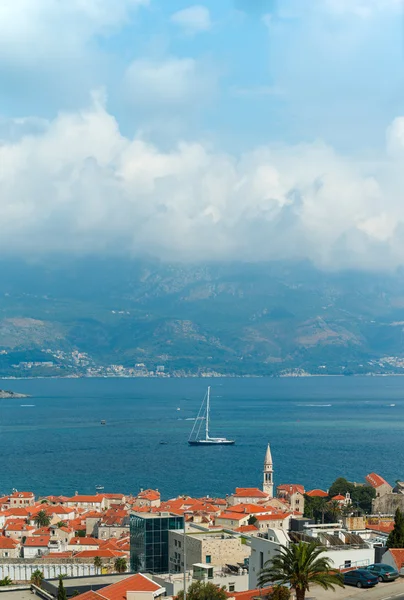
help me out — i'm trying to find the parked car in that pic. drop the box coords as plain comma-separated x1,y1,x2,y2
343,569,379,588
366,563,399,582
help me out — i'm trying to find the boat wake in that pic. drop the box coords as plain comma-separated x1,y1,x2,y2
298,403,332,407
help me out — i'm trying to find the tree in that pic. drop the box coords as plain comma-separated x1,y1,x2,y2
176,580,227,600
303,496,327,523
258,541,344,600
34,510,51,528
94,556,103,574
56,521,67,528
387,508,404,548
31,569,44,588
0,577,13,586
270,586,291,600
57,575,67,600
248,515,258,526
326,500,341,522
114,557,127,573
328,478,353,498
328,477,375,514
76,529,86,537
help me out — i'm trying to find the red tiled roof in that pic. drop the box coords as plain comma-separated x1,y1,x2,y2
277,484,305,495
138,489,160,501
366,523,394,533
366,473,391,489
0,538,19,549
230,504,274,515
10,492,34,499
67,495,103,502
74,549,126,559
228,588,270,600
24,535,50,547
255,513,291,521
234,525,258,533
332,495,346,501
74,573,163,600
233,488,268,498
217,512,246,521
306,489,328,498
389,549,404,570
69,537,99,546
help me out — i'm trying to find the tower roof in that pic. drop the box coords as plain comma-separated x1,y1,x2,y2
264,443,272,465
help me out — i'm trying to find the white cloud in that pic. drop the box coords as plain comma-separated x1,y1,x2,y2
171,5,212,34
0,0,148,65
2,95,404,270
124,57,216,108
323,0,401,17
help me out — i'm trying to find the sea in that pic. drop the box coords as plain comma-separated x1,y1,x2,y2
0,376,403,499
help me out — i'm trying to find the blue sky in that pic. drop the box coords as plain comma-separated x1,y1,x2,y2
1,0,404,268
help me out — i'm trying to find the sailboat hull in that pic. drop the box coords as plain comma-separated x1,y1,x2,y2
188,439,235,446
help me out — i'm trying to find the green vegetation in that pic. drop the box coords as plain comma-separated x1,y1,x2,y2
258,541,344,600
34,510,51,528
57,575,67,600
31,569,44,588
304,478,375,522
270,586,291,600
94,556,103,573
114,557,127,573
248,515,258,526
176,581,227,600
387,508,404,548
328,478,375,513
2,257,404,376
0,577,13,586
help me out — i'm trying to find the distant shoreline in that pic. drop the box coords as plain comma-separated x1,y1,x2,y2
1,373,404,380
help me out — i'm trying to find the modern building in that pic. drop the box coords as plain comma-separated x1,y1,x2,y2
130,511,184,574
168,529,250,572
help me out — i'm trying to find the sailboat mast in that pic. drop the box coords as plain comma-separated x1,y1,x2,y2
206,386,210,440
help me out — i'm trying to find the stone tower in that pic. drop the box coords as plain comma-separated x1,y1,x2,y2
263,443,274,497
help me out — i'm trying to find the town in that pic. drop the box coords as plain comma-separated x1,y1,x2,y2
1,445,404,600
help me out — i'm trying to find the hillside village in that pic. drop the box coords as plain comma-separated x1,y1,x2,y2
1,446,404,599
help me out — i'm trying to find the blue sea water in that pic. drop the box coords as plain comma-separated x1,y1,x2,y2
0,376,404,499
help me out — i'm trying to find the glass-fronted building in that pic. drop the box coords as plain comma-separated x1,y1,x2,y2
130,512,184,574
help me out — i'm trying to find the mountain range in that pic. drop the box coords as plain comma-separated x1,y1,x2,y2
1,257,404,376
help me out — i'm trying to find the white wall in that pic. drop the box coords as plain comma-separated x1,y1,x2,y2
0,563,96,581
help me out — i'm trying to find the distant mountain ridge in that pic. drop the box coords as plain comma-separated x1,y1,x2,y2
1,257,404,376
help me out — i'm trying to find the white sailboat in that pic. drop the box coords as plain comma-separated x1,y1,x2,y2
188,386,235,446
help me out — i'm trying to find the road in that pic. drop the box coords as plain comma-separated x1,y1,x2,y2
307,578,404,600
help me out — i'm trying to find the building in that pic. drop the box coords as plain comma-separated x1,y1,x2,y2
227,489,269,507
23,535,50,558
0,537,20,558
263,444,274,497
153,564,249,595
136,489,161,508
168,529,250,572
8,491,35,508
276,484,305,513
130,511,184,574
366,473,404,513
381,549,404,574
249,524,374,589
52,573,166,600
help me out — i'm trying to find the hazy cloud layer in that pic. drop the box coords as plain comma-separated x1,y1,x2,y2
170,5,212,34
1,95,404,270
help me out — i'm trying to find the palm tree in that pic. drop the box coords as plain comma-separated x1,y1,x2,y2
34,510,51,528
94,556,103,574
114,557,127,573
258,541,344,600
56,521,67,529
31,569,44,588
57,575,67,600
326,500,342,522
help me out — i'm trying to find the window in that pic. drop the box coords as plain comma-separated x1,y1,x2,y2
260,552,264,570
229,584,235,592
344,561,351,569
178,541,181,548
175,540,178,547
205,555,211,564
4,552,8,558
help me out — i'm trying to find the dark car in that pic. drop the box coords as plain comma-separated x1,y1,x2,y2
343,569,379,588
366,563,399,582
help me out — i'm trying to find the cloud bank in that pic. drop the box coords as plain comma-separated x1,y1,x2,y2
1,94,404,270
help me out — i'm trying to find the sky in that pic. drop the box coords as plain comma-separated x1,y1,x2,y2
1,0,404,269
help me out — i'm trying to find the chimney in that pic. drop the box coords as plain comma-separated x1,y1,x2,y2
75,491,78,496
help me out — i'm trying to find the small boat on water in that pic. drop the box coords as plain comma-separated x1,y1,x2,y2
160,441,168,445
101,420,106,425
95,485,104,491
188,386,235,446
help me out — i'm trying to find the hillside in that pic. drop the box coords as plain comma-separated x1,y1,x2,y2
1,258,404,376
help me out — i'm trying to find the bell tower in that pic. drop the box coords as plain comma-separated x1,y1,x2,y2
263,443,274,497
